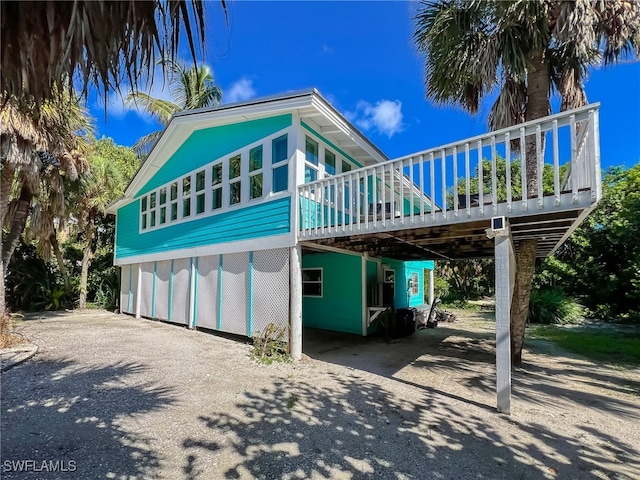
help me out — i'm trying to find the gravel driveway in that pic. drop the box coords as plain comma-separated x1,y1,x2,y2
1,311,639,480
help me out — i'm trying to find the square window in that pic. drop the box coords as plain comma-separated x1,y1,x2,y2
183,176,191,197
141,197,148,212
342,161,352,173
229,154,241,179
150,192,156,208
305,137,318,166
160,206,166,224
170,202,178,220
302,268,322,297
212,188,222,210
250,174,263,199
150,210,156,227
305,165,317,183
196,193,205,214
272,165,288,192
250,145,263,172
170,182,178,201
325,150,336,175
212,163,222,186
272,135,288,164
141,213,147,229
183,198,191,217
384,269,395,284
230,181,241,205
159,187,167,205
196,170,205,191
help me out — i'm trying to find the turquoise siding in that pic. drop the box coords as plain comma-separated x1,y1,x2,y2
365,260,379,335
136,114,292,197
302,253,362,335
382,258,434,309
115,197,291,260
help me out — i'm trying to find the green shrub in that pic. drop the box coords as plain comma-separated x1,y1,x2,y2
528,289,583,325
250,323,289,365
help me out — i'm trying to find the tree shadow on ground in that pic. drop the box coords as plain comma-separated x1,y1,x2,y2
304,325,640,418
1,358,176,479
182,372,640,479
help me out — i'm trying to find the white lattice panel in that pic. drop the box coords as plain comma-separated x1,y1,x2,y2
140,262,154,318
196,255,219,329
155,260,171,320
130,264,139,316
171,258,191,325
252,248,290,340
221,252,249,335
120,264,131,314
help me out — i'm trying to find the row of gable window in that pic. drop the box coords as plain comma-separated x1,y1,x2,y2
140,133,289,231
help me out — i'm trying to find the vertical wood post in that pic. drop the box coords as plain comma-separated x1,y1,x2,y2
495,229,515,414
188,257,196,329
135,263,142,318
290,244,303,361
428,269,435,306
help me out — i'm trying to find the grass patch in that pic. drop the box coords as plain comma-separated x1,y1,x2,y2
528,325,640,365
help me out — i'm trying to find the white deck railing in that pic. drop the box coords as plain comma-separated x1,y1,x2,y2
298,104,601,240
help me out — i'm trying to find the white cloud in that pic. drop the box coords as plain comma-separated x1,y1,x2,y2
348,99,405,138
225,78,256,104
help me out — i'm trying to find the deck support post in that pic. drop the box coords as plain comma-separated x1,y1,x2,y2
494,226,515,414
428,269,435,306
290,244,303,361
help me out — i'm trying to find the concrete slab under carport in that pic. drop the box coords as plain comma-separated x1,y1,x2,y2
302,321,500,409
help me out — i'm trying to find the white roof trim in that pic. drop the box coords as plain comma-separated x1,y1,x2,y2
107,90,388,214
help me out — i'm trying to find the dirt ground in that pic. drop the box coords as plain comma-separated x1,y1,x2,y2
1,310,639,480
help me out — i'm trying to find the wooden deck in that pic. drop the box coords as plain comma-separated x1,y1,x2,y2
297,105,601,260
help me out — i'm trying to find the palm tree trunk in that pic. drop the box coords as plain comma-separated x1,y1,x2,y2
2,183,34,275
1,162,16,228
51,232,70,290
79,212,96,309
509,51,550,365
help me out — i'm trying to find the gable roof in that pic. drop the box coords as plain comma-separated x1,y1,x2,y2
107,89,388,213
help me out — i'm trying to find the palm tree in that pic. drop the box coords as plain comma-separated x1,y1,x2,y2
0,1,215,110
1,91,94,277
127,59,223,157
72,140,138,309
0,0,224,313
413,0,640,364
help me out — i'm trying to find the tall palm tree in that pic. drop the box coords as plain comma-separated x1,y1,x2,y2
73,144,136,309
413,0,640,364
0,0,224,313
127,59,223,157
1,91,94,276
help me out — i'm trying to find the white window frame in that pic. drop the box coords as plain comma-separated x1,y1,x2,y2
384,268,395,284
137,128,292,234
302,267,323,298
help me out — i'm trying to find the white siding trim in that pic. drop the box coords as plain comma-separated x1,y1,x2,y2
114,233,293,266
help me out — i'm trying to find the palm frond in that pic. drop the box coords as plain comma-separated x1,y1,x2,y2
133,131,165,159
1,1,225,109
125,92,180,125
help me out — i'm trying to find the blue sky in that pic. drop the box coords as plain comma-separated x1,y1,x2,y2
94,1,640,170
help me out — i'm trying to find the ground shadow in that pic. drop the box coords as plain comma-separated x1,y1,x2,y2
182,371,640,479
1,357,176,479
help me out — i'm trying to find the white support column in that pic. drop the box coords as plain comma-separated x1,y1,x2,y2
494,226,516,414
135,263,142,318
188,257,196,329
428,268,435,306
290,244,303,361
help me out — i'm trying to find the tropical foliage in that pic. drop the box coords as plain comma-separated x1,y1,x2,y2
1,1,212,108
536,164,640,323
413,0,640,363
